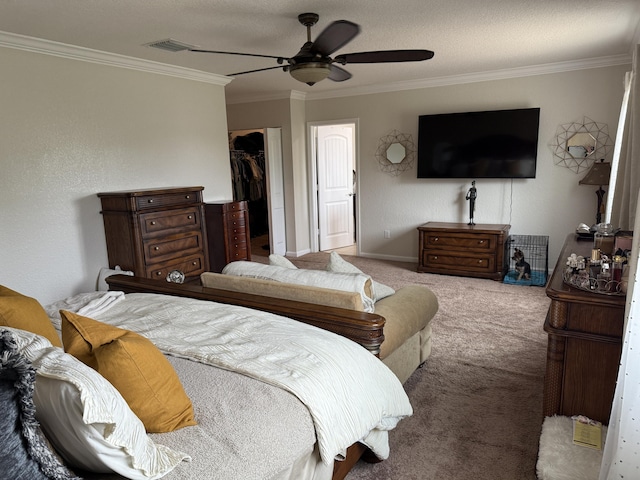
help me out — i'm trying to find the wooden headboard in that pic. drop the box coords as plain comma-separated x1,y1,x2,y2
106,275,386,356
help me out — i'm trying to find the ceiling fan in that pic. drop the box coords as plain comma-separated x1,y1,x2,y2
148,13,434,86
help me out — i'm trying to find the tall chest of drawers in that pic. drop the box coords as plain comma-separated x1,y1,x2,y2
204,201,251,272
98,187,209,282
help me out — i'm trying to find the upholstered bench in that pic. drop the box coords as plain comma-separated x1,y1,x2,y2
200,257,439,384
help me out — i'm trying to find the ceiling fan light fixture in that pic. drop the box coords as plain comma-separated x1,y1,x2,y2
289,62,331,85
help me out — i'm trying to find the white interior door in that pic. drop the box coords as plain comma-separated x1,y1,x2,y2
264,128,286,256
317,124,355,251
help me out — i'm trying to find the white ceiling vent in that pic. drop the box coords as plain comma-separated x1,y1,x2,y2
145,39,196,52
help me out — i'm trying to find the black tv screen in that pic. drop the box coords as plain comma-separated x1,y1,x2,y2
417,107,540,179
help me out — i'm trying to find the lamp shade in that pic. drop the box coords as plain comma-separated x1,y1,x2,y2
289,63,331,85
579,160,611,186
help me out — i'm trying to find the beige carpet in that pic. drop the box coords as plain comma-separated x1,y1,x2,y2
256,252,550,480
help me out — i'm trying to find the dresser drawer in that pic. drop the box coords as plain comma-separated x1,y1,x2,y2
227,243,249,262
140,208,202,236
228,231,247,243
144,232,204,263
222,202,245,213
426,233,496,252
135,191,200,210
421,250,496,274
146,254,205,280
225,212,247,228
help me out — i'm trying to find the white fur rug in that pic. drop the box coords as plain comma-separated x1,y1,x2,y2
536,416,606,480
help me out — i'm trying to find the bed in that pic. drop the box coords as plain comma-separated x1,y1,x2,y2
0,277,413,480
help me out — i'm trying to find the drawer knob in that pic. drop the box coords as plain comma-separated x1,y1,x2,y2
148,199,154,203
192,261,197,266
434,237,439,241
150,221,156,225
433,256,438,260
154,246,159,251
478,260,482,264
187,215,193,219
478,240,484,244
185,195,190,199
156,271,163,276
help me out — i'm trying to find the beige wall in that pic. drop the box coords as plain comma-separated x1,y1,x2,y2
0,46,232,304
1,42,628,306
231,64,630,266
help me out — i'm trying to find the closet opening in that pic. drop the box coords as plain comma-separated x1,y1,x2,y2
229,128,285,258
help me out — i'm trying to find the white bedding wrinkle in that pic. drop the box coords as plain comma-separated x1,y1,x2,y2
56,292,413,465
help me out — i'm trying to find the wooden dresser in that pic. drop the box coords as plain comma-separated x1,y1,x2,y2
98,187,209,283
204,201,251,273
543,234,625,424
417,222,510,280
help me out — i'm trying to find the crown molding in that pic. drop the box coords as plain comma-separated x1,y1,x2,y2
228,53,632,104
226,89,307,105
305,54,632,101
0,30,232,86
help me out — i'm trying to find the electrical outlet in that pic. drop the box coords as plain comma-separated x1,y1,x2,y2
384,229,391,239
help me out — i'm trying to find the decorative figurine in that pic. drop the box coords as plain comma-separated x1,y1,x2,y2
166,269,185,284
465,180,477,225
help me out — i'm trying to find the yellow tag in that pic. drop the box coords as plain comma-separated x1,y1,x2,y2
572,417,603,450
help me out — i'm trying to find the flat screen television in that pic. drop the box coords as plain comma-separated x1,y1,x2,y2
417,107,540,179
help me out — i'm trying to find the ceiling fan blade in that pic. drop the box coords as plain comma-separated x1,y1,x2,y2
228,65,286,76
335,49,434,64
189,48,286,61
311,20,360,56
328,64,352,82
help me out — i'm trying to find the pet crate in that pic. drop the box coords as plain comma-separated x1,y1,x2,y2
503,235,549,286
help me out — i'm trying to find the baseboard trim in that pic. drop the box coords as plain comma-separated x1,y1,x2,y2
358,252,418,263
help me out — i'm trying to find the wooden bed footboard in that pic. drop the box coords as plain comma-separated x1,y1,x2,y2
106,275,386,356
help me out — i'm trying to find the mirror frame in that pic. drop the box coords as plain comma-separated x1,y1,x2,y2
551,116,613,174
375,130,416,176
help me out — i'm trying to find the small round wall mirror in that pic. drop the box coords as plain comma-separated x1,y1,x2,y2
386,143,406,164
566,132,596,158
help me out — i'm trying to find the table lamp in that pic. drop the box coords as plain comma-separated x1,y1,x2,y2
579,159,611,225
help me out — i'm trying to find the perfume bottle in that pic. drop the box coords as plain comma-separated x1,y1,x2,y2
612,256,623,283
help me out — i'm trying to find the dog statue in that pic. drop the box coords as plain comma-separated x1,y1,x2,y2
512,248,532,281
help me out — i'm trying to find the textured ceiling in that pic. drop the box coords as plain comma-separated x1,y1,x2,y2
0,0,638,102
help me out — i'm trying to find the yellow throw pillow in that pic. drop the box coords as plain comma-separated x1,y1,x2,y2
60,310,196,433
0,285,62,347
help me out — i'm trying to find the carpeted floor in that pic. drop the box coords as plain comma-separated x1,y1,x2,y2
256,252,550,480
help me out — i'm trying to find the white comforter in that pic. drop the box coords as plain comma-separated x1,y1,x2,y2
49,292,412,465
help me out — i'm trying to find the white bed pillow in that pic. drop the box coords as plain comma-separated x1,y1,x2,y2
268,254,298,269
326,252,396,300
97,266,134,291
5,327,189,480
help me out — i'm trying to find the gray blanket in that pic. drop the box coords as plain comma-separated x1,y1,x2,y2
80,355,318,480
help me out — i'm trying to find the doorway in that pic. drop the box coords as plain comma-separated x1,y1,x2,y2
309,121,358,254
229,128,285,258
